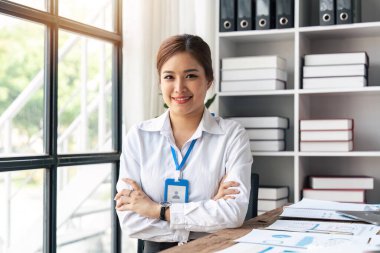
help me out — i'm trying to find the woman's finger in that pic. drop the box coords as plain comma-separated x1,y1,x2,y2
114,189,130,200
223,188,240,195
223,195,236,200
122,178,141,191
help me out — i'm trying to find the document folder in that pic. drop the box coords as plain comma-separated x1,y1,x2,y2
256,0,275,30
319,0,335,25
220,0,236,32
276,0,294,28
337,211,380,225
237,0,254,31
336,0,353,24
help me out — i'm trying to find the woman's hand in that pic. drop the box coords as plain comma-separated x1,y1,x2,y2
114,178,160,219
213,175,240,201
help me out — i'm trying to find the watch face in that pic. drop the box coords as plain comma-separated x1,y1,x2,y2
160,201,172,208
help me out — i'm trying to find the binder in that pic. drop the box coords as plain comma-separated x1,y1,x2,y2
276,0,294,29
237,0,254,31
256,0,275,30
353,0,361,23
336,0,353,24
319,0,335,26
220,0,236,32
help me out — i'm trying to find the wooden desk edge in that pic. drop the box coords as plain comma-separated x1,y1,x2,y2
162,207,283,253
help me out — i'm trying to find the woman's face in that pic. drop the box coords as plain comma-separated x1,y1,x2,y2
160,52,210,118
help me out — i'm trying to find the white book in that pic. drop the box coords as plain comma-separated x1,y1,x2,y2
300,119,353,130
300,130,352,141
250,140,285,151
300,141,353,152
303,189,365,203
221,55,287,70
246,129,285,140
310,176,374,190
258,198,288,211
221,68,287,81
231,117,288,129
304,52,368,66
303,64,366,78
303,76,367,89
258,186,289,200
221,80,285,92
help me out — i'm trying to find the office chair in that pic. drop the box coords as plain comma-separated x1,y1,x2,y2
137,173,259,253
245,173,259,220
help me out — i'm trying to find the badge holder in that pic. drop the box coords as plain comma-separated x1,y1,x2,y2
164,178,189,203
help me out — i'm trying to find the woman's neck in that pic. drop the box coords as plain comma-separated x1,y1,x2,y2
169,109,204,149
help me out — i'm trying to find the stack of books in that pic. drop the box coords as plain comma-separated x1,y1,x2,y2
230,117,288,151
258,186,289,215
300,119,354,152
303,176,374,203
302,52,368,89
220,55,287,92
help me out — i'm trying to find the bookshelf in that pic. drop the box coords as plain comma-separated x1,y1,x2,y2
215,0,380,204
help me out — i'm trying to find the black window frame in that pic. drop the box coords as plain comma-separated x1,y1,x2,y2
0,0,123,252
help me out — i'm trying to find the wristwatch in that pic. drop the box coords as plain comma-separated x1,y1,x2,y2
159,201,172,221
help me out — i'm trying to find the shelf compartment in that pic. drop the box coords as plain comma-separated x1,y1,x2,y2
299,156,380,204
219,90,295,97
299,92,380,152
219,95,294,152
299,0,380,27
253,156,295,203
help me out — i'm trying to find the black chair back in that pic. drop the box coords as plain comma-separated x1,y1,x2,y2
245,173,259,220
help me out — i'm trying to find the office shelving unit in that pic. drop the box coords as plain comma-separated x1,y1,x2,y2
215,0,380,203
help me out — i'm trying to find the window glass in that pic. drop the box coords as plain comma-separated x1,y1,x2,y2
7,0,46,11
0,14,45,157
57,164,112,253
58,30,114,154
0,169,44,252
59,0,114,31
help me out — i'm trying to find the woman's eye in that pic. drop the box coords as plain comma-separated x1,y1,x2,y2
163,75,173,80
186,74,198,79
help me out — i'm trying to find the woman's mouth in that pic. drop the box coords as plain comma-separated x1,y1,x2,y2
172,96,192,104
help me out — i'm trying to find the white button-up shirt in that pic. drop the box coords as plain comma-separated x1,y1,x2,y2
116,108,253,243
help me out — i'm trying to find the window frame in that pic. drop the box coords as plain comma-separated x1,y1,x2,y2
0,0,123,252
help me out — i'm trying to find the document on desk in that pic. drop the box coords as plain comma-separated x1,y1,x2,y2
235,229,369,250
266,220,380,237
216,243,307,253
280,198,380,221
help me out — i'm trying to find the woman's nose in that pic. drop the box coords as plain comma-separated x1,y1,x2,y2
174,78,186,92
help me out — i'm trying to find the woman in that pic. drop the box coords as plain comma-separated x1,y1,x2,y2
115,34,253,252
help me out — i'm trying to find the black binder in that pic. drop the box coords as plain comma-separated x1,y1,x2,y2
220,0,236,32
237,0,254,31
319,0,335,26
256,0,275,30
276,0,294,29
353,0,361,23
336,0,353,24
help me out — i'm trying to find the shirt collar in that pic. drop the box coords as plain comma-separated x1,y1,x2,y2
137,108,225,138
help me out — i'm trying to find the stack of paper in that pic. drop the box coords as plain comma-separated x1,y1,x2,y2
300,119,354,152
302,52,368,89
217,199,380,253
220,55,287,92
230,116,289,151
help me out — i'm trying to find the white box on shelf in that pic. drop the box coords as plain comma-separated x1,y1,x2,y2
258,198,288,211
221,68,287,81
303,64,366,78
246,129,285,140
310,176,374,190
304,52,369,66
300,119,353,131
231,117,289,129
300,141,353,152
221,79,285,92
250,140,285,151
221,55,287,70
303,76,367,89
302,189,365,203
300,130,352,141
258,186,289,200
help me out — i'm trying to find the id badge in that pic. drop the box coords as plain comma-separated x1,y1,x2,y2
164,178,189,203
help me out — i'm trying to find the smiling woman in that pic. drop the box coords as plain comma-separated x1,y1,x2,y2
115,34,253,253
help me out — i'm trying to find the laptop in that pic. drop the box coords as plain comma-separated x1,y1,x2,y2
337,211,380,225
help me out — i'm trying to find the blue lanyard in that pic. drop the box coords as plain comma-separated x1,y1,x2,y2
170,139,197,175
